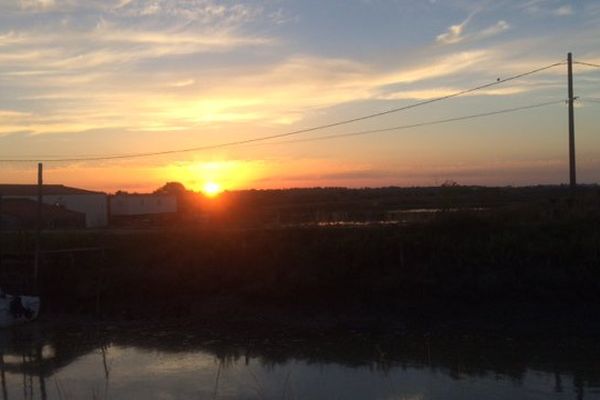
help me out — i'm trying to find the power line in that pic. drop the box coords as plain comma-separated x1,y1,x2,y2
262,100,565,146
0,61,565,163
574,60,600,69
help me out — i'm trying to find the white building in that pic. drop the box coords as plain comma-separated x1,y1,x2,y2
109,193,177,216
0,184,108,228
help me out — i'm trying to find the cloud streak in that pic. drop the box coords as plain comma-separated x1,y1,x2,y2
437,17,510,45
0,44,563,137
436,13,475,44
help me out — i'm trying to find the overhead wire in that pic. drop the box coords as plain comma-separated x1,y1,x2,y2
574,61,600,69
572,59,600,108
0,61,565,163
261,100,566,146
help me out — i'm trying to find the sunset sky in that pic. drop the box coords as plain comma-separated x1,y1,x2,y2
1,0,599,193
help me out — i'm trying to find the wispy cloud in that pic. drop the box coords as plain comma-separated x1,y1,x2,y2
480,20,510,37
0,110,32,119
108,0,263,25
436,13,475,44
0,25,271,67
0,0,572,138
437,16,510,45
0,44,562,137
519,0,575,17
19,0,55,11
379,50,493,84
553,5,573,16
518,0,551,15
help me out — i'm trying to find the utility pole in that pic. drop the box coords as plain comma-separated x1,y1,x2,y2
34,163,43,294
0,193,3,276
567,52,576,189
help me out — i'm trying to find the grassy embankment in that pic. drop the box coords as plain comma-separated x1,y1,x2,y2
1,187,600,323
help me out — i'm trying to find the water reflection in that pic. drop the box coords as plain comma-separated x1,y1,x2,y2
0,321,598,399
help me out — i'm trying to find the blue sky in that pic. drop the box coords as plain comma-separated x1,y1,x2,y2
0,0,599,192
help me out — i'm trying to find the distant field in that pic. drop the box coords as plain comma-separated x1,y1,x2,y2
187,184,600,227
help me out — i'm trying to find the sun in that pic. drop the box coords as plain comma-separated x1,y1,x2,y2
202,181,222,197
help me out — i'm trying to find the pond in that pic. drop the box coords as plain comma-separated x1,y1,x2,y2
1,320,598,399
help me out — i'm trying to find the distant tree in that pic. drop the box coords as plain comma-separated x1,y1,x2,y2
153,182,205,216
154,182,187,195
441,180,460,188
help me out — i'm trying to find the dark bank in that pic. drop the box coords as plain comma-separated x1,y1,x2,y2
1,186,599,334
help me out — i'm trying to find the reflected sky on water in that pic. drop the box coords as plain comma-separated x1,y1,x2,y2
0,321,598,400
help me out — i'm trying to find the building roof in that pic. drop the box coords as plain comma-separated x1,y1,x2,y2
0,184,105,196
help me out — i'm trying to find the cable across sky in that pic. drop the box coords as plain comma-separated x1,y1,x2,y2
0,61,566,163
263,100,565,146
574,60,600,69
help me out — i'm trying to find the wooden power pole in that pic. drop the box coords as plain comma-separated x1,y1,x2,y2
0,193,3,275
567,52,576,189
34,162,43,293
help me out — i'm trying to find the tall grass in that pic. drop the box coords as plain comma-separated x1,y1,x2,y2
1,196,591,317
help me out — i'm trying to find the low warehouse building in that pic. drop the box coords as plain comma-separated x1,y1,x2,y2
0,184,108,228
109,193,178,227
109,193,177,216
0,198,86,229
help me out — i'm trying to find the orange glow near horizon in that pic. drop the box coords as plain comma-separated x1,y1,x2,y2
202,181,222,197
161,160,266,193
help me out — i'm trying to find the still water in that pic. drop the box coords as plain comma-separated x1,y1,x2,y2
1,320,599,400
